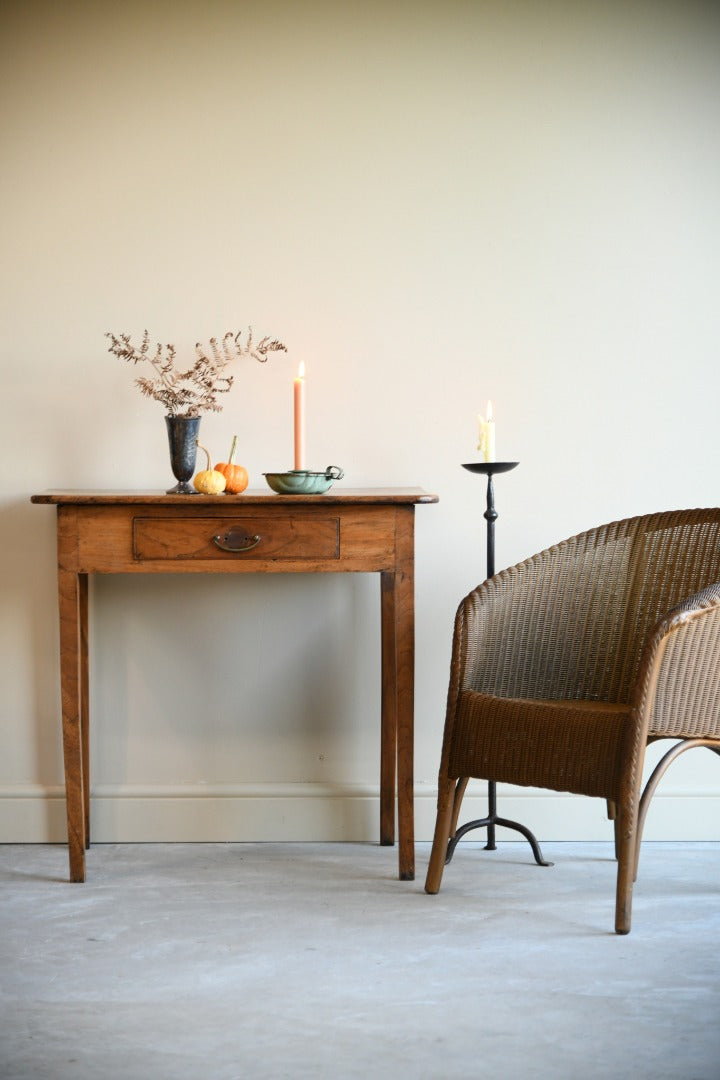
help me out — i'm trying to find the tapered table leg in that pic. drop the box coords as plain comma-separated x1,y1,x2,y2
380,507,416,880
79,573,90,848
57,508,86,882
395,509,416,880
380,571,397,848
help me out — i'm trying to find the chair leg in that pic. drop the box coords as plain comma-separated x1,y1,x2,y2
606,800,620,860
614,816,637,935
425,776,456,894
449,777,469,837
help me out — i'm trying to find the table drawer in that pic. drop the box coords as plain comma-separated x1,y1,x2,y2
133,515,340,561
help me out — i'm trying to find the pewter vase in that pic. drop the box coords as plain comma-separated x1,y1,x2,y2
165,415,201,494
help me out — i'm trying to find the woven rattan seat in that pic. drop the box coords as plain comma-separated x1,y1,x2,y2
424,508,720,933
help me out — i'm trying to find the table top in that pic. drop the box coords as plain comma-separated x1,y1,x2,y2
31,488,439,506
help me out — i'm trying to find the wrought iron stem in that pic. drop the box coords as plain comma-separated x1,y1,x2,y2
453,462,552,868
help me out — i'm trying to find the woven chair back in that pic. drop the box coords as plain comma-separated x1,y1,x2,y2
465,509,720,705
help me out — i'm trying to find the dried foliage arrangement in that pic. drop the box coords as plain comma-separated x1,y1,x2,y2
106,328,287,417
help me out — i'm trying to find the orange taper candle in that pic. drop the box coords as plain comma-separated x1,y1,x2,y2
293,361,306,470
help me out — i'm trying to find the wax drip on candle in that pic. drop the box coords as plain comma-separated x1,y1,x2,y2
477,400,496,462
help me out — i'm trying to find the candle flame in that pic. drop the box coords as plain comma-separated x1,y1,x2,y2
297,361,306,379
486,400,493,421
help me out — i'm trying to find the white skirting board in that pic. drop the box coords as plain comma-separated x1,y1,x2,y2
2,783,720,843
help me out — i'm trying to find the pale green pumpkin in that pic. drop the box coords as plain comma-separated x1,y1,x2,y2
193,441,226,494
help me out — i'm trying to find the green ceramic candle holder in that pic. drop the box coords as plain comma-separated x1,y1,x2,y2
263,466,344,495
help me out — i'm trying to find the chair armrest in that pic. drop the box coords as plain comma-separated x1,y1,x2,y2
633,583,720,740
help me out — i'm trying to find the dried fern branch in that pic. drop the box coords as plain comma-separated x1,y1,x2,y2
106,327,287,416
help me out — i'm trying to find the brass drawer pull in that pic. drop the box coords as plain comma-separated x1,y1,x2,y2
212,530,262,553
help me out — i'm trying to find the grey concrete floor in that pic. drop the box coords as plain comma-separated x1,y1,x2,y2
1,842,719,1080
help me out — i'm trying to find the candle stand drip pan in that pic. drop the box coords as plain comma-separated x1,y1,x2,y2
264,466,344,495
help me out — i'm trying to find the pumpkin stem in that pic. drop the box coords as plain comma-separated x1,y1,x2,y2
228,435,238,466
196,439,212,471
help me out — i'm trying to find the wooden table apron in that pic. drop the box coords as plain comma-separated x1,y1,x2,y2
31,490,438,883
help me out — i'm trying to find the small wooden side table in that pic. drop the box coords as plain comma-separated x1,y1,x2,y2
31,489,438,882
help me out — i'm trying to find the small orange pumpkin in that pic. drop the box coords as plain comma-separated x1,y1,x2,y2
215,435,249,494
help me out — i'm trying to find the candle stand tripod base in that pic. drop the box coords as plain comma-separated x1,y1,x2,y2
450,462,552,868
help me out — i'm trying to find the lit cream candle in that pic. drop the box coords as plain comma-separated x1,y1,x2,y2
477,400,496,462
293,361,306,470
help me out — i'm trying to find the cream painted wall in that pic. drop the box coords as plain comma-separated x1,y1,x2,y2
2,0,719,845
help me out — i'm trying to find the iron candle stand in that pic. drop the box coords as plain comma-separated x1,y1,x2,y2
448,461,551,867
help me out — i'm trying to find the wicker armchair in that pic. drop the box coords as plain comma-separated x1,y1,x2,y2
424,509,720,933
